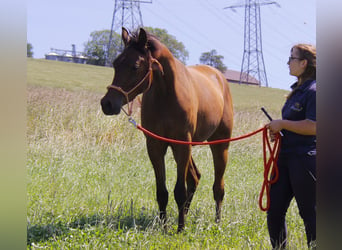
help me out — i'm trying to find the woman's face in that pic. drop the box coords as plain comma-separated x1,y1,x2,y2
287,47,307,77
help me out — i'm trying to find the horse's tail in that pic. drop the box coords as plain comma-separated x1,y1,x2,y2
190,156,201,180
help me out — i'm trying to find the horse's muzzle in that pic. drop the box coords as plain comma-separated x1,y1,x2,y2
100,96,122,115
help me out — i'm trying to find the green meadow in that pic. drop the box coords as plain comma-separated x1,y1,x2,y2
27,58,307,249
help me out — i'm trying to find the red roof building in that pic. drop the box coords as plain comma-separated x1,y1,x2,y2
223,69,260,86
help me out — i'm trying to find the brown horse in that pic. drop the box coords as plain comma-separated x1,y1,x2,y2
101,28,233,232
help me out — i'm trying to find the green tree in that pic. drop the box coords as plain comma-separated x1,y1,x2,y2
84,30,121,66
84,27,189,66
27,43,33,58
144,27,189,64
199,50,227,72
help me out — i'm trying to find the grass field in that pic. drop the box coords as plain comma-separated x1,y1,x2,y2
27,58,307,249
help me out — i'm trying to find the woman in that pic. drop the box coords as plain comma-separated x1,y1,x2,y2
266,44,316,249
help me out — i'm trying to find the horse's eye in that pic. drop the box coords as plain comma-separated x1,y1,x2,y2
133,64,139,71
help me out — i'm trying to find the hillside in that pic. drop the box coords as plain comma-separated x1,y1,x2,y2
27,58,288,117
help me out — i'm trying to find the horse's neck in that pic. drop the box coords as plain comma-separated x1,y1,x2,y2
149,39,187,95
152,55,185,94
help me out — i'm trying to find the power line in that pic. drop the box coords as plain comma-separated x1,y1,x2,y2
156,0,242,65
105,0,152,66
143,0,242,67
224,0,280,87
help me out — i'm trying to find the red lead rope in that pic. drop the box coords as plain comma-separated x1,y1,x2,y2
129,118,280,211
137,124,265,145
260,128,281,211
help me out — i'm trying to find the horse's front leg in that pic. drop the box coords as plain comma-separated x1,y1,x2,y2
171,143,192,232
146,138,169,225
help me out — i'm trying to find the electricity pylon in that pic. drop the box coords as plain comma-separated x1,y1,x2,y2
224,0,280,87
106,0,152,66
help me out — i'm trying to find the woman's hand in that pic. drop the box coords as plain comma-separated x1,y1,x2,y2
266,120,283,142
266,119,316,142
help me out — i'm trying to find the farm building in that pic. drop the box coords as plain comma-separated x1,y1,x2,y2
45,45,88,64
223,69,260,86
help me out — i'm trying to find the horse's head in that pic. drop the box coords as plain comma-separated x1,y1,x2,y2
101,27,163,115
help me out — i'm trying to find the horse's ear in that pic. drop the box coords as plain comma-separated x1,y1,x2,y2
122,27,130,47
138,28,148,49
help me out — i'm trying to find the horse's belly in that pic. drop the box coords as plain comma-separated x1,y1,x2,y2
193,116,222,141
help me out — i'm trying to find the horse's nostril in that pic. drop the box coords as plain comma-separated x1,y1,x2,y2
101,99,112,114
104,101,110,110
100,97,121,115
101,99,108,108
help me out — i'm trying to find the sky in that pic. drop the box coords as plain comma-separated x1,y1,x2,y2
27,0,316,90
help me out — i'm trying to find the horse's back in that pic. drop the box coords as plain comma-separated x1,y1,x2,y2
187,65,230,97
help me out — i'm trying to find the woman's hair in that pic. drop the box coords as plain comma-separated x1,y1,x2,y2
286,44,316,99
293,43,316,84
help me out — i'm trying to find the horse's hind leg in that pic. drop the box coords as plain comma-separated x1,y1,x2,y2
146,138,169,225
210,143,229,223
185,156,201,215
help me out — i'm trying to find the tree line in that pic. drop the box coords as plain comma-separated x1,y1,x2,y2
28,27,227,72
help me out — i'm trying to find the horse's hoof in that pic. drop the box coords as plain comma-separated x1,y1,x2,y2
215,215,221,224
177,225,185,233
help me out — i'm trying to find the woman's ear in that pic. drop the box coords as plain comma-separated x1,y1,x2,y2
301,59,308,69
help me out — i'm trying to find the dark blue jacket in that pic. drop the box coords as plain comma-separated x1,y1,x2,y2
280,79,316,155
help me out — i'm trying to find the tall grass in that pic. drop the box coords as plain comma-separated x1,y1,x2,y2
27,59,307,249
